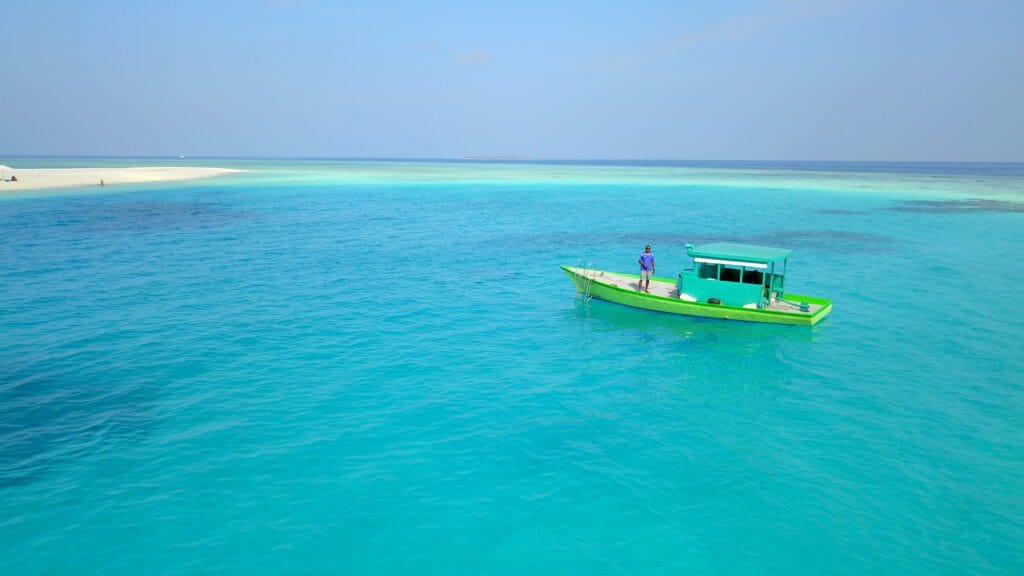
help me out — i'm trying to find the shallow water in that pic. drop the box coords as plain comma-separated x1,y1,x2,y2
1,160,1023,574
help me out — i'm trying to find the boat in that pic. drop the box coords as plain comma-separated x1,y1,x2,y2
562,242,832,325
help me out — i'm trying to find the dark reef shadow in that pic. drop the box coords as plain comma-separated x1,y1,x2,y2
5,200,257,233
0,363,155,489
506,229,892,254
887,199,1024,214
815,208,867,215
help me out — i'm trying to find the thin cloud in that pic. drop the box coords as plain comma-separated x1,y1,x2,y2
663,12,780,52
410,41,440,53
667,0,875,50
456,50,490,65
595,0,876,72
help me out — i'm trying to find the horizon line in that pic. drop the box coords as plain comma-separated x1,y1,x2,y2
1,154,1021,165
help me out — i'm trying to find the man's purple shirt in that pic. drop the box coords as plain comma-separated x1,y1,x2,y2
639,253,654,271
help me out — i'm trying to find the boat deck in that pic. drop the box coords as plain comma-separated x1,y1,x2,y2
574,268,824,314
594,270,680,298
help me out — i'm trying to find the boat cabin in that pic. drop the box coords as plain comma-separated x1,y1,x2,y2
677,242,792,309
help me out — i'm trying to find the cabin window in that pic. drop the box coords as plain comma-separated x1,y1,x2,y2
742,269,764,285
719,266,741,283
698,263,718,280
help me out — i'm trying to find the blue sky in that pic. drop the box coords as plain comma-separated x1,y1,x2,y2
2,0,1022,160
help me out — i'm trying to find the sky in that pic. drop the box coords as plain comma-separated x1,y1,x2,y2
2,0,1022,161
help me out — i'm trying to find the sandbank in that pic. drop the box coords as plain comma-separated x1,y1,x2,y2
0,166,242,192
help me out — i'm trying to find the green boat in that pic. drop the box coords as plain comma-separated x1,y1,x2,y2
562,242,832,326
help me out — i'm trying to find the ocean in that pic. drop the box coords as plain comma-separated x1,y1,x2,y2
1,159,1022,574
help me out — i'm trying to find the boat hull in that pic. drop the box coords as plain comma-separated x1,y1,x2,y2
562,265,831,326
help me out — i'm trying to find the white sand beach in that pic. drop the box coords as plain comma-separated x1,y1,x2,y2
0,166,242,192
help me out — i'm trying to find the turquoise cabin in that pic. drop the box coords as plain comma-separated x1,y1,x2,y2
677,242,793,309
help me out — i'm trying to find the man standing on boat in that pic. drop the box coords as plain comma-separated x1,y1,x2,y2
638,245,655,292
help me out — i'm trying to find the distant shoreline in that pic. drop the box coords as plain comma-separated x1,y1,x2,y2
0,166,242,192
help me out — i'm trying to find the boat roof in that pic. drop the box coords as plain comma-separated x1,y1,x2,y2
688,242,792,263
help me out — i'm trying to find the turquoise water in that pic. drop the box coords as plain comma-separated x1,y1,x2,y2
1,160,1023,574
